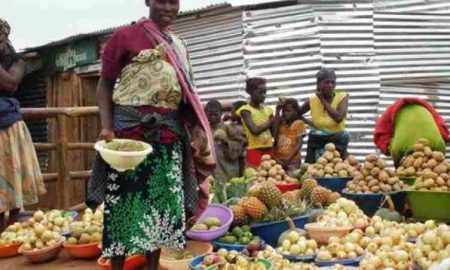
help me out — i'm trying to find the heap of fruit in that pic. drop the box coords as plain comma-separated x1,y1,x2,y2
105,140,145,151
217,226,258,246
197,250,266,270
277,233,318,257
300,178,341,207
291,163,310,182
317,198,368,228
346,154,408,193
191,217,222,231
253,155,300,184
256,246,320,270
305,143,356,178
316,231,366,262
231,182,309,225
365,216,432,240
411,224,450,269
65,208,103,245
241,238,266,258
21,223,64,251
397,139,450,191
0,222,33,247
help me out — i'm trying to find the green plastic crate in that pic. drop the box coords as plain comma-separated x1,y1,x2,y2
407,190,450,222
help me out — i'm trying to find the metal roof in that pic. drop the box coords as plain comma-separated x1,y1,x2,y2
23,2,232,52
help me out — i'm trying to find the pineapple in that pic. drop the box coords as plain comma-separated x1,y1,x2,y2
310,186,331,206
301,179,318,199
230,205,247,226
241,196,267,221
256,183,282,208
327,192,341,205
282,190,301,203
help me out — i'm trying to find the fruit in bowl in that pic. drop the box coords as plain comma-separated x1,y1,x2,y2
66,208,103,245
192,217,223,231
277,234,317,257
95,139,153,172
217,226,258,245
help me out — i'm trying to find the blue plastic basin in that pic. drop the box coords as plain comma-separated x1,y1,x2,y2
250,214,309,247
315,177,353,193
341,190,406,217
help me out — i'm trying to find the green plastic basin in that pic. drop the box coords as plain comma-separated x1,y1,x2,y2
407,190,450,222
399,177,416,186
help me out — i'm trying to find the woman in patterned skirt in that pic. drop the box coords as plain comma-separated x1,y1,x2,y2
0,18,46,232
95,0,215,269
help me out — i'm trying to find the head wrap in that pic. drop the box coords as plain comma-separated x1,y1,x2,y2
316,67,336,91
0,18,10,40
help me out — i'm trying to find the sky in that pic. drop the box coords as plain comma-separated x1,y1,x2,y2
1,0,234,51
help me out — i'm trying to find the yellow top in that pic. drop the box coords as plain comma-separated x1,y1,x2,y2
237,104,273,150
310,91,348,133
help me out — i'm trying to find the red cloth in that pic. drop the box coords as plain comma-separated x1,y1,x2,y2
374,98,450,155
246,148,274,168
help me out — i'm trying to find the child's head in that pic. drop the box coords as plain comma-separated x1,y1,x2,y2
205,99,222,126
231,100,247,122
246,77,267,106
282,98,300,123
316,68,336,99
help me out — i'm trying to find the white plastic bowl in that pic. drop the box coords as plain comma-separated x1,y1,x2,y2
95,139,153,172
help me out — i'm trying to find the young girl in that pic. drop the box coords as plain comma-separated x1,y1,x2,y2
237,78,273,168
274,98,306,174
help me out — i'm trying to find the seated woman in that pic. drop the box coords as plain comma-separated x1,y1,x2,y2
299,68,349,163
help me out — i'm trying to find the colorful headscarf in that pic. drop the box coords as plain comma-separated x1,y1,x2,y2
0,18,10,40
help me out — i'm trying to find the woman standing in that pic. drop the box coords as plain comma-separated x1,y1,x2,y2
299,68,349,163
95,1,215,270
0,18,46,232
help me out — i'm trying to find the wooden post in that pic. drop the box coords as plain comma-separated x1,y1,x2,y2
56,115,71,210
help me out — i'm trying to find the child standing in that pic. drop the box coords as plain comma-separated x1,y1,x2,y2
274,98,307,174
237,78,274,168
205,100,245,185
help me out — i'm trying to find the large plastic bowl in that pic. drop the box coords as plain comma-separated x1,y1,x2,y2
64,241,102,259
186,204,233,242
315,255,364,267
159,241,213,270
206,259,272,270
19,240,63,263
97,255,146,270
305,223,352,244
250,214,309,247
212,240,265,252
275,183,301,193
341,189,407,217
314,177,353,193
281,253,315,262
95,139,153,172
408,190,450,222
0,242,22,258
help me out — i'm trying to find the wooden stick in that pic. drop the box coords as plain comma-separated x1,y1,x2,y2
43,173,58,182
69,170,92,179
67,143,95,150
21,107,99,120
34,143,58,151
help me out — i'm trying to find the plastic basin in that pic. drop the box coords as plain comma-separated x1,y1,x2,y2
206,259,272,270
159,241,213,270
64,242,102,259
314,177,353,193
341,189,407,217
95,139,153,172
97,255,146,270
250,214,309,247
0,242,22,258
407,190,450,222
189,255,206,270
19,241,63,263
186,204,233,242
305,223,352,244
281,253,315,262
212,240,265,252
315,255,364,267
399,177,416,186
275,183,301,193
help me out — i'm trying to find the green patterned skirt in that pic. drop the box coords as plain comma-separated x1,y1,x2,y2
101,142,186,257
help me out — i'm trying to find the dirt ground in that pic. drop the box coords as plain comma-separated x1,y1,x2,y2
1,251,99,270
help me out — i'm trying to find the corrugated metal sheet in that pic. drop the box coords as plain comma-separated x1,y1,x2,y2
173,9,245,103
374,0,450,13
374,12,450,82
243,2,380,159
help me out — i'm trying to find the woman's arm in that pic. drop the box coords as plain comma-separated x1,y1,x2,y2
272,103,283,147
0,59,25,91
298,100,311,115
321,95,349,123
97,78,116,142
241,110,272,136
